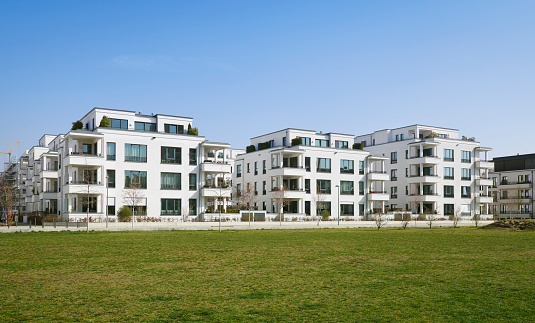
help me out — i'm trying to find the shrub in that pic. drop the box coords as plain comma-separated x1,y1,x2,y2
246,145,256,153
291,138,302,146
352,142,363,150
99,116,111,128
258,142,269,150
117,206,132,222
71,120,83,130
321,210,330,219
187,124,199,135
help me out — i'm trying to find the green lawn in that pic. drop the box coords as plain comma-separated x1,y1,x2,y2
1,228,534,322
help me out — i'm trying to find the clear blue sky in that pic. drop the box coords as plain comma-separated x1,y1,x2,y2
1,1,534,161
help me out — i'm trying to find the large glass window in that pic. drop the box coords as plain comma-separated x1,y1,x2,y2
316,180,331,194
340,160,354,174
125,170,147,189
305,179,310,193
340,181,354,195
336,140,348,149
161,146,181,164
444,167,454,180
111,118,128,129
391,152,397,164
189,199,197,215
359,181,364,195
461,151,471,163
359,161,364,175
107,142,116,160
237,165,242,177
340,204,354,216
125,144,147,162
461,186,471,198
391,169,397,181
444,204,454,216
161,199,181,215
135,121,156,132
299,137,311,146
164,124,184,134
315,139,329,147
391,186,397,198
161,172,181,190
189,173,196,190
305,157,311,172
107,170,115,188
316,158,331,173
444,185,454,198
461,168,471,180
189,148,197,165
444,149,454,161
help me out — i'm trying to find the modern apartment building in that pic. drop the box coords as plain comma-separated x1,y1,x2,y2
233,129,389,219
18,108,243,221
490,153,534,219
354,125,493,218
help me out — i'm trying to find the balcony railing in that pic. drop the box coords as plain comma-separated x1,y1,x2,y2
500,180,532,185
125,156,147,162
70,151,102,157
107,155,116,161
368,171,387,174
67,180,102,185
340,168,354,174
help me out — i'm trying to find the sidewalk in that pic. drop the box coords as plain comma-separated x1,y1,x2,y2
0,220,493,233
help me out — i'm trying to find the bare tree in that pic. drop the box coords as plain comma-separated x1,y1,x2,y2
122,183,145,228
472,211,481,227
0,175,15,228
313,187,327,226
373,212,388,230
452,206,462,228
272,185,290,226
79,166,98,232
239,182,258,226
425,210,437,229
400,212,411,229
181,204,190,223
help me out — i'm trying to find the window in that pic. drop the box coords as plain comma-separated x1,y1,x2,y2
461,168,471,180
391,152,397,164
305,179,310,193
268,140,275,148
391,169,397,181
359,203,364,215
305,201,311,215
335,140,348,149
82,143,93,155
405,168,409,177
111,118,128,129
125,144,147,162
305,157,311,172
189,173,196,190
107,170,115,188
423,185,434,195
340,204,354,216
444,167,454,180
444,204,454,216
395,134,399,141
262,201,267,211
316,180,331,194
263,181,267,195
316,201,331,215
405,150,409,159
125,170,147,189
391,186,397,198
359,161,364,175
340,181,354,195
164,124,184,134
237,165,242,177
254,162,258,175
461,186,471,198
317,158,331,173
423,148,434,157
423,166,434,176
282,137,286,146
161,146,181,164
299,137,311,146
340,160,354,174
107,198,115,216
135,121,156,132
161,173,181,190
444,149,454,161
444,185,454,198
315,139,329,147
107,142,116,160
461,150,471,163
189,148,197,165
189,199,197,215
359,181,364,195
362,141,366,147
405,186,408,195
400,134,404,140
247,163,250,173
161,199,181,215
254,182,258,195
263,160,267,174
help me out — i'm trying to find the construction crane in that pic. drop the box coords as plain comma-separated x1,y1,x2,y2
0,142,19,164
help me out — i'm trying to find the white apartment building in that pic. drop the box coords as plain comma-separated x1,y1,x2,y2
355,125,493,218
490,153,534,219
233,129,389,220
19,108,243,221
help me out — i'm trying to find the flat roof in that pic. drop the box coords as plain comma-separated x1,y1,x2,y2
355,124,460,138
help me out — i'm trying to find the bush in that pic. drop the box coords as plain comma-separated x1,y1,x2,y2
258,142,269,150
291,138,302,146
99,116,111,128
117,206,132,222
321,210,330,219
352,142,363,150
246,145,256,153
71,120,83,130
187,124,199,135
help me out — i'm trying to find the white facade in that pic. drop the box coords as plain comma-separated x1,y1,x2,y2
234,129,384,220
355,125,493,218
19,108,243,221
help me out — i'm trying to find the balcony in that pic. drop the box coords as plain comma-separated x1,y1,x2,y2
498,181,531,190
285,189,306,199
63,181,105,194
408,193,440,202
408,155,441,164
367,191,389,201
40,170,58,179
201,187,232,198
64,152,103,166
499,211,533,219
367,171,389,181
200,162,232,174
475,195,493,204
270,166,306,177
497,196,532,204
475,160,493,169
407,175,441,183
39,191,59,200
475,177,493,186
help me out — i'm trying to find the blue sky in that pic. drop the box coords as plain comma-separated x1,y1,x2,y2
1,1,534,161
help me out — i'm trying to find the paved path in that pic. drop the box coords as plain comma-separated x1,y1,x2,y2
0,220,493,233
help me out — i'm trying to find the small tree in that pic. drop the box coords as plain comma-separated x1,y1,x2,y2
246,145,256,153
79,165,97,232
425,210,437,229
181,204,190,223
313,187,327,226
373,212,388,230
71,120,83,130
239,182,258,226
352,142,363,150
472,212,481,227
0,175,15,228
400,212,411,229
272,185,290,225
187,124,199,135
452,206,462,228
123,183,145,228
117,205,132,222
99,116,111,127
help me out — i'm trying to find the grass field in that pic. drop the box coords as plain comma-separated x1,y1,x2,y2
1,227,534,322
